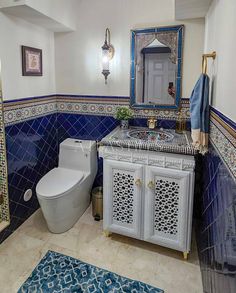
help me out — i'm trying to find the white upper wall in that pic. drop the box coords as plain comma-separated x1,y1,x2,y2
204,0,236,121
25,0,77,30
55,0,205,98
175,0,212,20
0,0,77,31
0,12,55,100
0,0,205,101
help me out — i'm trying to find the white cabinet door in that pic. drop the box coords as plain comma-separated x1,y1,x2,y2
144,166,191,252
103,159,143,239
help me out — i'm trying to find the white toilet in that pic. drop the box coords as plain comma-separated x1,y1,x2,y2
36,138,97,233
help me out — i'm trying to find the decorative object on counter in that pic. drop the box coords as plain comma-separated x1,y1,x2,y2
101,28,114,84
18,251,164,293
115,107,133,129
147,117,157,129
190,51,216,155
120,119,129,129
175,110,186,134
22,46,42,76
92,186,103,221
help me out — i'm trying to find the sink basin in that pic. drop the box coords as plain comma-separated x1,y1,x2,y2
127,129,174,142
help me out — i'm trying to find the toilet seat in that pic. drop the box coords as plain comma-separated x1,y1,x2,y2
36,167,84,199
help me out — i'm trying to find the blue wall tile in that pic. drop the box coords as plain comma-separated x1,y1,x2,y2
196,145,236,293
0,114,58,243
0,112,192,244
57,113,119,187
57,113,118,142
1,109,235,293
56,114,189,188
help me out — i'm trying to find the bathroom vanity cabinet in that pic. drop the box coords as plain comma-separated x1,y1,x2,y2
99,146,195,258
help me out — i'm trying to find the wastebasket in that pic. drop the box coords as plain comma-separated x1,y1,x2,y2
92,187,103,221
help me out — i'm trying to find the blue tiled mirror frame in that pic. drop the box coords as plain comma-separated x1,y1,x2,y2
130,25,184,110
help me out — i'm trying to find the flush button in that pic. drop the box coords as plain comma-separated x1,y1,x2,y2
24,189,32,202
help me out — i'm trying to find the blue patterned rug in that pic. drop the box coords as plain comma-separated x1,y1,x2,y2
18,250,163,292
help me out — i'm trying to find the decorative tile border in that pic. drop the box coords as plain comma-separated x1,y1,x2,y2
57,95,190,120
209,107,236,179
3,95,190,126
3,95,235,179
56,95,128,117
0,100,10,224
132,104,189,120
3,96,57,126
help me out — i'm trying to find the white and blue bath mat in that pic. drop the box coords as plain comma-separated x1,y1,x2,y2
18,250,163,292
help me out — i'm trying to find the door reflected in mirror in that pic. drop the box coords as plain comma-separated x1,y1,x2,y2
142,40,176,105
130,25,184,110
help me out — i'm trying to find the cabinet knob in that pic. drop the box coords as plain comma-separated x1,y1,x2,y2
135,178,142,187
147,181,155,189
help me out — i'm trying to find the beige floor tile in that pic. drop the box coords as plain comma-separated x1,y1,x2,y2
17,209,52,242
0,231,45,293
0,205,203,293
47,227,80,251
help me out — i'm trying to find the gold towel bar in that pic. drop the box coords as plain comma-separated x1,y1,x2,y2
202,51,216,74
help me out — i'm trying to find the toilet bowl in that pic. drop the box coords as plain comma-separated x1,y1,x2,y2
36,138,97,233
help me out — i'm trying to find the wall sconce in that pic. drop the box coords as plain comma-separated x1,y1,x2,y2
101,28,114,84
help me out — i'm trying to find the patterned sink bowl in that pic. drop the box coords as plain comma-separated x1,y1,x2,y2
127,129,174,142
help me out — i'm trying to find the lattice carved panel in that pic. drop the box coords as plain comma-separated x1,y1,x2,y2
112,169,134,225
154,178,180,235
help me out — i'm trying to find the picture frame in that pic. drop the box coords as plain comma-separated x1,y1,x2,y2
22,46,42,76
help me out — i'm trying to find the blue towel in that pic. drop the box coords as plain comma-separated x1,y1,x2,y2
190,73,210,154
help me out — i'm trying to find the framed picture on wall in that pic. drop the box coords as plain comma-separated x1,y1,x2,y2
22,46,42,76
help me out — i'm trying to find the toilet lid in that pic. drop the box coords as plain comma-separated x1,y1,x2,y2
36,167,84,198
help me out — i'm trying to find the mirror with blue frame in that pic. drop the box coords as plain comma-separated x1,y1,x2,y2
130,25,184,110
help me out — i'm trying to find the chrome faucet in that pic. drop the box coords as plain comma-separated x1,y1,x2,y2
147,117,157,129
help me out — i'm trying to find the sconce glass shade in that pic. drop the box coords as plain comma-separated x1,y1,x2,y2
102,28,114,84
102,42,110,83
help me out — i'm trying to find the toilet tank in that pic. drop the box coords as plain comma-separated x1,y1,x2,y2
59,138,97,174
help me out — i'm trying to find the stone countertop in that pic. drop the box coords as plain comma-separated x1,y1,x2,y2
100,126,196,156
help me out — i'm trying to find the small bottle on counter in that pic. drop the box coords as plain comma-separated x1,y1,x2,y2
175,111,186,134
